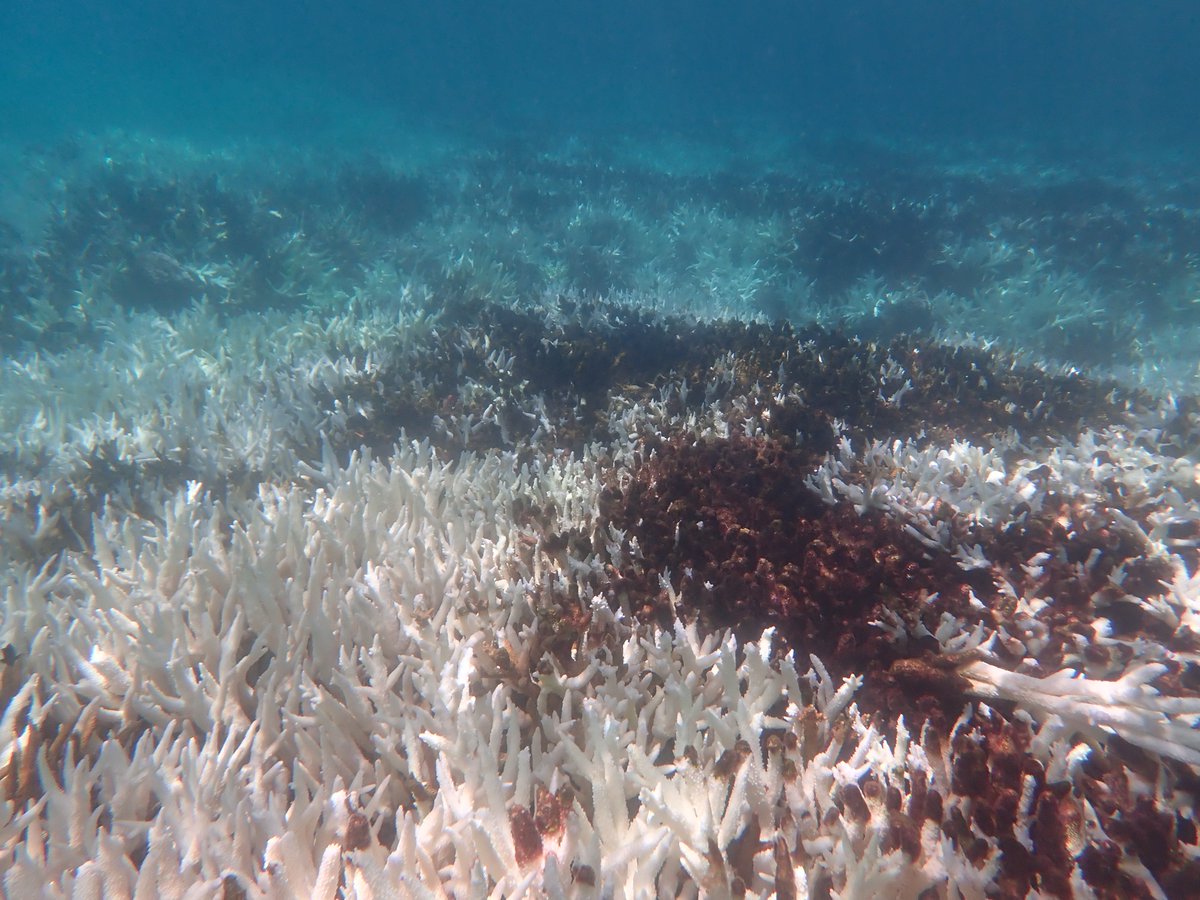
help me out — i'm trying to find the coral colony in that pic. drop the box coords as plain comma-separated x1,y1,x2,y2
1,136,1200,898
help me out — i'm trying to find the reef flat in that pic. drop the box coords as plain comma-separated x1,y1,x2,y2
1,133,1199,898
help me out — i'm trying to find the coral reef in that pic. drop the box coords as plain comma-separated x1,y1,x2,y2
2,135,1200,897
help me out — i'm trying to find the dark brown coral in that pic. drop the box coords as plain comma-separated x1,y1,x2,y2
508,804,542,869
599,432,987,720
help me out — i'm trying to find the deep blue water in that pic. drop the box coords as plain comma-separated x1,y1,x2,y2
3,0,1199,150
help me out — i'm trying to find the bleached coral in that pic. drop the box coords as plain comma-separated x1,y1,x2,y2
0,436,953,897
2,291,1198,899
960,659,1200,767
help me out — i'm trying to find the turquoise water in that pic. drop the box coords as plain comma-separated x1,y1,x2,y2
3,1,1198,147
3,2,1200,485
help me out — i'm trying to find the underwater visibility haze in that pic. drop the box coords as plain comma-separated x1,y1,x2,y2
2,2,1200,898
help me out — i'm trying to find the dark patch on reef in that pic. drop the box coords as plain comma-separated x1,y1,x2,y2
937,711,1081,899
764,693,1200,899
934,710,1090,899
337,298,1197,726
595,421,1189,721
336,161,431,234
334,299,1145,463
817,699,1200,900
598,432,983,722
970,491,1188,664
1077,747,1200,899
333,298,1185,720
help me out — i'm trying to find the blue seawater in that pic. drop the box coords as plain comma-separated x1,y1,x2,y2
2,0,1198,150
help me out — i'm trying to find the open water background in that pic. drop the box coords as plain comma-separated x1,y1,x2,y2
3,1,1198,152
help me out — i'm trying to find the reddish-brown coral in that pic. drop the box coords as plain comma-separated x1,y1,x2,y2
533,784,573,840
599,432,987,719
598,423,1196,894
508,804,542,868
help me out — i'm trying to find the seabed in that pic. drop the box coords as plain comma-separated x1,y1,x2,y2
1,131,1199,898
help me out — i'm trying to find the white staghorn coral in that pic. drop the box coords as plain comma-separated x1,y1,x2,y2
960,659,1200,767
0,432,975,897
1,292,1198,898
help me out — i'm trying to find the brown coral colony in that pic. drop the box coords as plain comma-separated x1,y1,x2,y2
581,318,1199,896
601,435,1183,719
600,432,980,718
